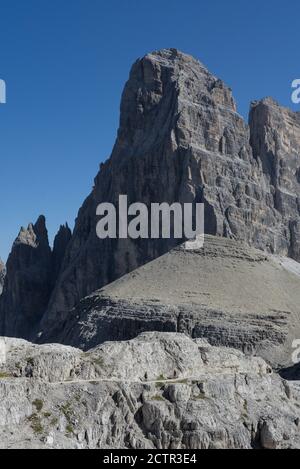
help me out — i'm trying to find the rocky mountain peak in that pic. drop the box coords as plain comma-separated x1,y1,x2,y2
0,217,70,339
14,215,49,249
53,223,72,250
37,49,300,337
52,223,72,280
33,215,49,243
114,48,237,164
2,49,300,343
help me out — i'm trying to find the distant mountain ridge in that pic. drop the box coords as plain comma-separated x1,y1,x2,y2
0,217,71,339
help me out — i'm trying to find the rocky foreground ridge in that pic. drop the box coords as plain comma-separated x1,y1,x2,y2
1,332,300,449
2,49,300,342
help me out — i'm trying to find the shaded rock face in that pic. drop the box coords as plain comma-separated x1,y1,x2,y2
0,332,300,449
40,49,300,334
0,218,71,340
0,260,5,296
51,224,72,282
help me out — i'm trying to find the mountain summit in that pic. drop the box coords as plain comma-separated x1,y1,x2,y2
1,49,300,341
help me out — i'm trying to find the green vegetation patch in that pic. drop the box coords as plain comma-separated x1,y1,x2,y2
27,413,44,435
0,371,12,379
32,399,44,412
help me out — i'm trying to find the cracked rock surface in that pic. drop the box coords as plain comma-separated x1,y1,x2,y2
1,332,300,449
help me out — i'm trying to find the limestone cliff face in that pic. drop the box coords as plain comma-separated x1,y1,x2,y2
41,49,258,329
0,217,71,339
40,49,300,335
249,98,300,258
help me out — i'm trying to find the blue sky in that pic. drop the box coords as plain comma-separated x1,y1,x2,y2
0,0,299,260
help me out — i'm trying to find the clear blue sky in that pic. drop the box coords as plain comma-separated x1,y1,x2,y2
0,0,299,261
